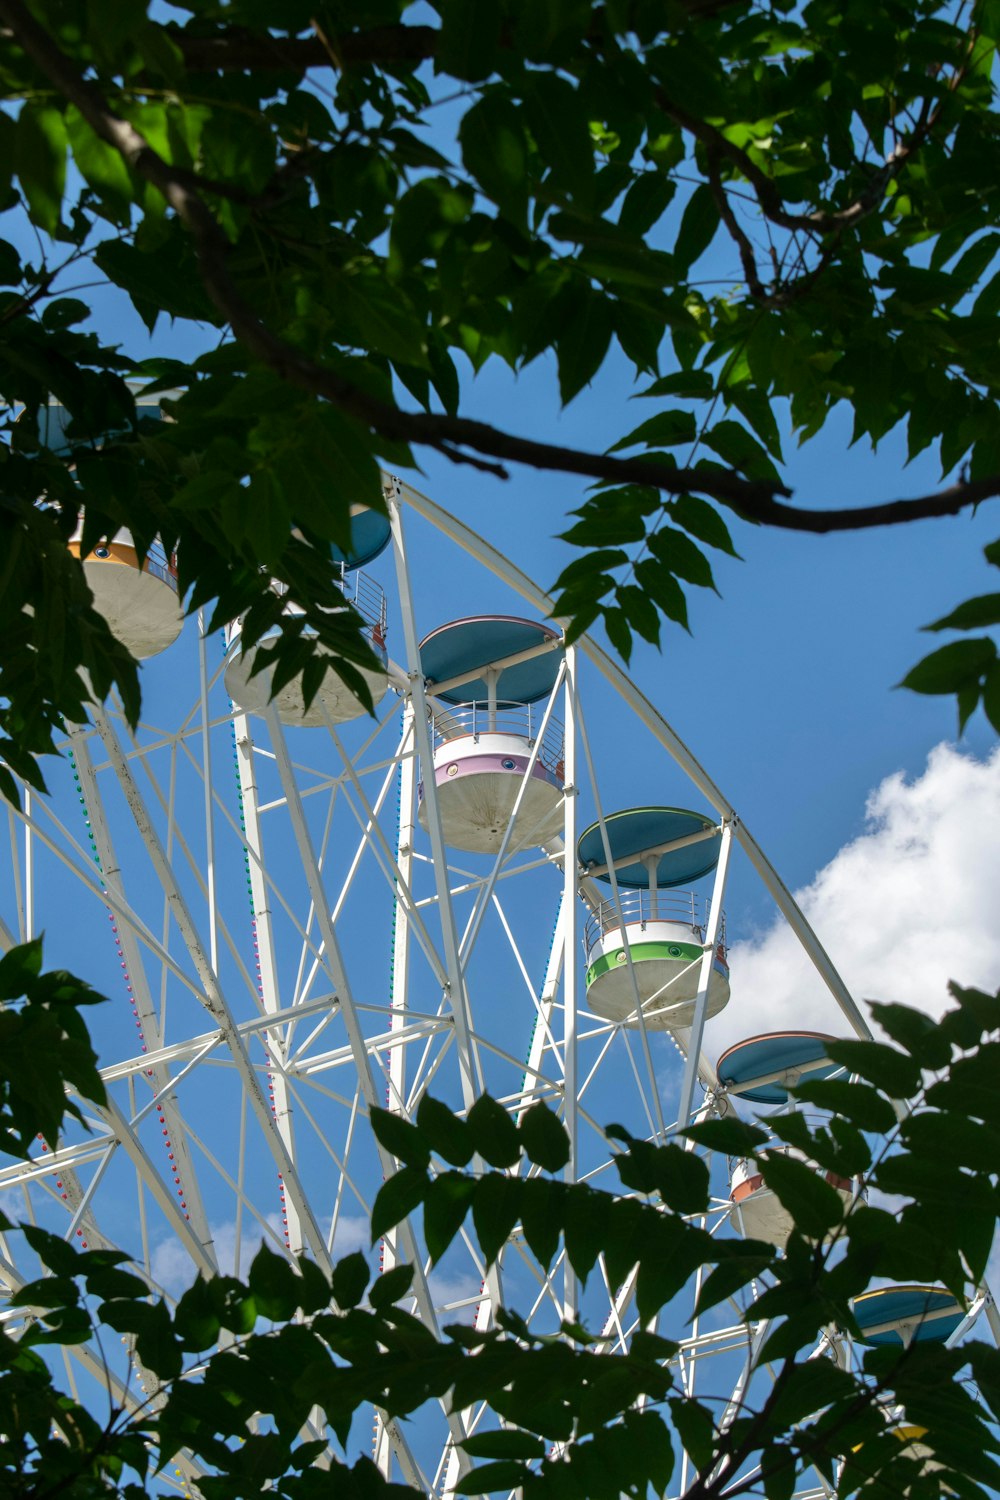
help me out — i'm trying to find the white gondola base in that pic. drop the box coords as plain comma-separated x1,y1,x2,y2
225,626,388,727
729,1154,859,1245
584,919,730,1029
71,538,182,660
418,732,564,854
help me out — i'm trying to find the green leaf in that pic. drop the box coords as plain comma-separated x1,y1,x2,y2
437,0,502,82
648,526,715,588
16,103,67,234
371,1166,429,1240
868,1002,952,1069
368,1263,414,1310
556,286,613,403
824,1039,922,1098
519,1177,565,1268
668,494,740,556
651,1144,711,1215
460,1430,546,1460
467,1095,521,1168
459,94,528,220
639,371,715,399
423,1171,477,1263
900,638,997,695
99,1297,182,1380
609,409,697,453
563,1185,605,1283
792,1078,897,1134
684,1118,768,1155
520,73,593,193
674,185,719,273
331,1251,370,1310
369,1107,431,1168
701,419,780,482
95,236,215,330
65,106,133,225
757,1152,845,1238
246,1243,302,1321
619,172,676,235
416,1095,474,1167
452,1461,529,1494
518,1101,570,1171
983,661,1000,734
694,1252,771,1316
669,1396,715,1471
924,593,1000,632
472,1173,522,1265
633,557,691,630
603,603,633,660
173,1274,222,1350
0,936,43,999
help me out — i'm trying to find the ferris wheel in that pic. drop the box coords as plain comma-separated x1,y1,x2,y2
0,467,991,1498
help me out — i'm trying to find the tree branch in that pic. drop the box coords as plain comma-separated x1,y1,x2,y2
164,3,746,76
1,0,995,540
165,23,438,75
729,473,1000,534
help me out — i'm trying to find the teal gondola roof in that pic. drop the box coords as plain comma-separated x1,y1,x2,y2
852,1285,965,1347
420,616,562,705
328,506,392,570
577,807,721,888
716,1031,841,1104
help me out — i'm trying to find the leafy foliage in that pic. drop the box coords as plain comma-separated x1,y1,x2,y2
0,936,107,1155
0,0,997,790
2,947,999,1499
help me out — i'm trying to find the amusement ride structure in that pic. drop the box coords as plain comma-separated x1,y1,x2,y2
1,443,993,1497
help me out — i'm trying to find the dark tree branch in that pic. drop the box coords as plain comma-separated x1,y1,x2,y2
165,23,438,74
731,473,1000,533
163,2,747,76
656,41,964,246
0,0,995,540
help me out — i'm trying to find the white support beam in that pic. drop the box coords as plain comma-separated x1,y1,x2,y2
89,702,332,1269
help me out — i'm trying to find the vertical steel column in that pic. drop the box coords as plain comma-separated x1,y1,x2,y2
198,611,219,975
233,708,303,1255
388,708,417,1117
23,786,33,940
374,711,418,1480
562,647,580,1322
386,482,483,1109
676,821,734,1133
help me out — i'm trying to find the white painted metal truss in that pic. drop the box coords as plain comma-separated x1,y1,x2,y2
0,478,992,1500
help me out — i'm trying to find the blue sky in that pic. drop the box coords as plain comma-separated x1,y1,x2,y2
2,33,999,1492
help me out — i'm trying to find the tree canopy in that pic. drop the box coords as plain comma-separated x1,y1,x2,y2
0,0,999,794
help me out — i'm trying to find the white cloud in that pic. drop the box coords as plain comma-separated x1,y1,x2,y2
151,1213,285,1295
331,1213,370,1257
709,742,1000,1058
151,1211,371,1299
428,1267,485,1325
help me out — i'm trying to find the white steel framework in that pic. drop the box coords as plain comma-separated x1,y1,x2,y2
0,479,989,1498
